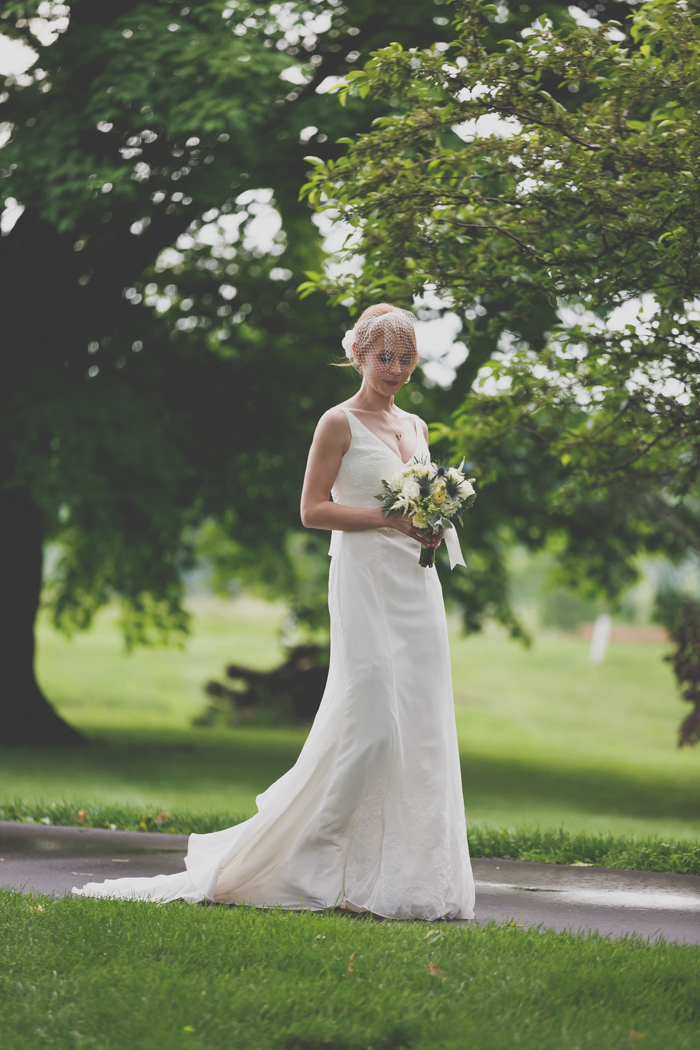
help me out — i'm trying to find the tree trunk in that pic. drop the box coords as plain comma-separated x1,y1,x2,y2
0,488,86,746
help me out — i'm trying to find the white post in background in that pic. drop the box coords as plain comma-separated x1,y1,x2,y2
590,613,612,666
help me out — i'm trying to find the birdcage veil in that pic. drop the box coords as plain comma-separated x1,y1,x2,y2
341,306,419,379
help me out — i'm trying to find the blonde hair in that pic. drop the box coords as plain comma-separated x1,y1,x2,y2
357,303,398,321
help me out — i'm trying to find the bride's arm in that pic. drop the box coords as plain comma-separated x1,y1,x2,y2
300,409,441,547
300,409,385,532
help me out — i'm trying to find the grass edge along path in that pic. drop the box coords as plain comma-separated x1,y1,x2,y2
3,800,700,877
3,888,700,1050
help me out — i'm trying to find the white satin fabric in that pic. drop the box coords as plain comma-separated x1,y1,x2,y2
74,408,474,921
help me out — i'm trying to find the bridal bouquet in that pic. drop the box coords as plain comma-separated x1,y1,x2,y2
376,460,476,568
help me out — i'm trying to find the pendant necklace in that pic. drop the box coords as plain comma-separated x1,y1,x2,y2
382,411,402,442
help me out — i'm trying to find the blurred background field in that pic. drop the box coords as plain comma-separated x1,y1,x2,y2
2,590,697,844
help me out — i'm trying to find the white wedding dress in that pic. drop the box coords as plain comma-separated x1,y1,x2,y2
75,409,475,921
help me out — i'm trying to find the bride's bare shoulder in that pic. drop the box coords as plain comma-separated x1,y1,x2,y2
313,405,351,448
318,404,350,427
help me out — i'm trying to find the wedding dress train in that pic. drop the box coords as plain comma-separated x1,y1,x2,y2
74,409,475,920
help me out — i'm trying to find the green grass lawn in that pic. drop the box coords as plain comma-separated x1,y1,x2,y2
5,599,700,1050
451,629,700,840
3,889,699,1050
1,595,698,843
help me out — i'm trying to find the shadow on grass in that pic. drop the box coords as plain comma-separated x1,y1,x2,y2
460,752,700,823
1,725,699,826
0,726,305,796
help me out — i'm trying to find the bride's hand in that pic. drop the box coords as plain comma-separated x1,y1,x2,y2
387,512,444,549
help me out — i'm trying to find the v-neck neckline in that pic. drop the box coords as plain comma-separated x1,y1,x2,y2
346,409,419,466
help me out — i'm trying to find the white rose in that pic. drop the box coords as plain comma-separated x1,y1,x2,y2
459,479,475,498
389,472,404,490
402,479,421,500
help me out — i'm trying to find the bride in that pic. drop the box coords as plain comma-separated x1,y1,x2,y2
75,303,475,921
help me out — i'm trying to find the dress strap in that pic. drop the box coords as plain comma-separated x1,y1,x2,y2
338,405,365,444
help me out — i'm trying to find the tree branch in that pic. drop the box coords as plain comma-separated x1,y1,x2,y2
444,220,547,262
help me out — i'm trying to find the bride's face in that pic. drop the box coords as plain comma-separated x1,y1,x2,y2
354,338,418,394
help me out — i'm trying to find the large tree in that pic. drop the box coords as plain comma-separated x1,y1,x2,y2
0,0,635,745
0,0,465,745
303,0,700,625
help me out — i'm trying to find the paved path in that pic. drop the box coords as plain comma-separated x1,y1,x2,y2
2,822,699,943
0,822,189,897
473,857,700,944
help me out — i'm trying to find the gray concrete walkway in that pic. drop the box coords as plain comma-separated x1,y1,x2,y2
2,822,699,943
0,821,189,897
473,857,700,944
